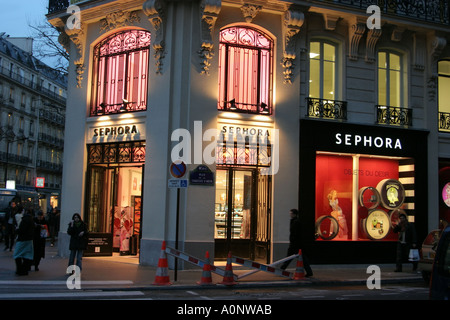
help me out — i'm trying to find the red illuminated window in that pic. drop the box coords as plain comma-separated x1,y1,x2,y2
91,30,151,116
218,26,273,115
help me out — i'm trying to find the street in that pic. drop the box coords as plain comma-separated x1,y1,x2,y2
0,280,429,300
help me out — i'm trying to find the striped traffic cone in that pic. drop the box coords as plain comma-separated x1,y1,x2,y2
153,241,172,285
293,249,305,280
197,251,214,286
219,252,237,286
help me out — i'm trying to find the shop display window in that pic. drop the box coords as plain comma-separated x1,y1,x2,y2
315,152,414,242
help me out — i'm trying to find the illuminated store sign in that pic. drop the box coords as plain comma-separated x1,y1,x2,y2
335,133,402,150
221,125,271,138
94,125,138,137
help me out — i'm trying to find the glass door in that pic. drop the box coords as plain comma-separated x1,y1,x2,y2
214,168,271,262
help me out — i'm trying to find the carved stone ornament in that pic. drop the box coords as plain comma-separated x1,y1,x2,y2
282,8,304,84
240,4,262,23
100,10,141,32
348,17,366,61
365,28,382,63
60,19,87,88
143,0,166,74
199,0,221,75
428,36,448,101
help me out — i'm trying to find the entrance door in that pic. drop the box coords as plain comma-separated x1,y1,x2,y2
85,165,143,256
214,168,271,262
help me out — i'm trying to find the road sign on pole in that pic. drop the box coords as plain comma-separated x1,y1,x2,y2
168,179,188,188
170,161,187,178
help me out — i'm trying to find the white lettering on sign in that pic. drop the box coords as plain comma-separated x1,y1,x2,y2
335,133,402,150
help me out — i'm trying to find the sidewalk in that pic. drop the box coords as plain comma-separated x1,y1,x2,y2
0,243,423,290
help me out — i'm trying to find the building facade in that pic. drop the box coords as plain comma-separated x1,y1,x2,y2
0,34,67,211
47,0,450,266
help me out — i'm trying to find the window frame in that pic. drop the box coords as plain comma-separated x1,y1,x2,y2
217,26,274,115
438,59,450,113
90,30,151,117
377,50,406,108
308,39,339,101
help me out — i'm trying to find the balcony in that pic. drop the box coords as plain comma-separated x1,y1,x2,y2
306,97,347,120
308,0,449,26
0,67,66,105
376,105,412,127
439,111,450,132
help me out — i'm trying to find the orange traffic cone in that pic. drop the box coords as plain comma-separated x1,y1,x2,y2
197,251,214,285
153,241,172,285
219,252,237,286
293,249,306,280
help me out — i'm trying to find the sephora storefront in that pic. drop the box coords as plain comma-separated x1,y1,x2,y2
300,119,429,263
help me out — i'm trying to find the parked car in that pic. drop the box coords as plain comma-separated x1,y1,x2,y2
429,225,450,300
419,229,442,284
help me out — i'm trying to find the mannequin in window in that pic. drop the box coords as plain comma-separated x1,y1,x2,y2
327,190,348,240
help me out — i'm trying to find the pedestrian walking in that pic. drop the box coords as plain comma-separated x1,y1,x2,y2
67,213,88,273
4,201,18,251
393,213,418,272
33,211,48,271
13,212,35,276
280,209,313,277
47,207,60,247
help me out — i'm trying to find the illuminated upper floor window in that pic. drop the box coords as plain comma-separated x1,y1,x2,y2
439,60,450,113
309,40,337,101
378,51,404,107
218,26,273,115
90,30,151,116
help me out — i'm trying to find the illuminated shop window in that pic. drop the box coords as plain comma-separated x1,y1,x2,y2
309,41,337,100
315,152,415,242
378,51,404,107
218,26,273,115
90,30,151,116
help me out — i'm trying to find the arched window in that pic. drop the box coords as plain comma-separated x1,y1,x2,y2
309,40,337,101
218,26,273,115
378,50,404,107
90,30,151,116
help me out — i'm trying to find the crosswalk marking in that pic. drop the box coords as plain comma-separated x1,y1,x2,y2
0,291,144,299
0,280,133,286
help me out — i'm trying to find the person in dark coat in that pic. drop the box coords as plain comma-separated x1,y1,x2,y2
280,209,313,277
33,211,47,271
13,212,35,275
393,213,418,272
67,213,88,273
4,201,19,251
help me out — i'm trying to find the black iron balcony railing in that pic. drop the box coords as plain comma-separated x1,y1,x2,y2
0,67,66,104
306,97,347,120
48,0,450,26
309,0,449,25
376,105,412,126
439,111,450,132
48,0,69,14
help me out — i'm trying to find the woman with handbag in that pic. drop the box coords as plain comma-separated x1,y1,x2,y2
393,213,418,272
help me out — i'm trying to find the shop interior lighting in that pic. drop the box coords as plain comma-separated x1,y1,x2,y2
97,103,105,115
228,99,237,111
260,102,269,114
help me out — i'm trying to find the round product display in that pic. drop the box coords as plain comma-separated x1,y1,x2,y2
376,179,405,209
363,210,391,240
389,208,406,229
315,215,339,240
442,182,450,208
359,186,381,209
